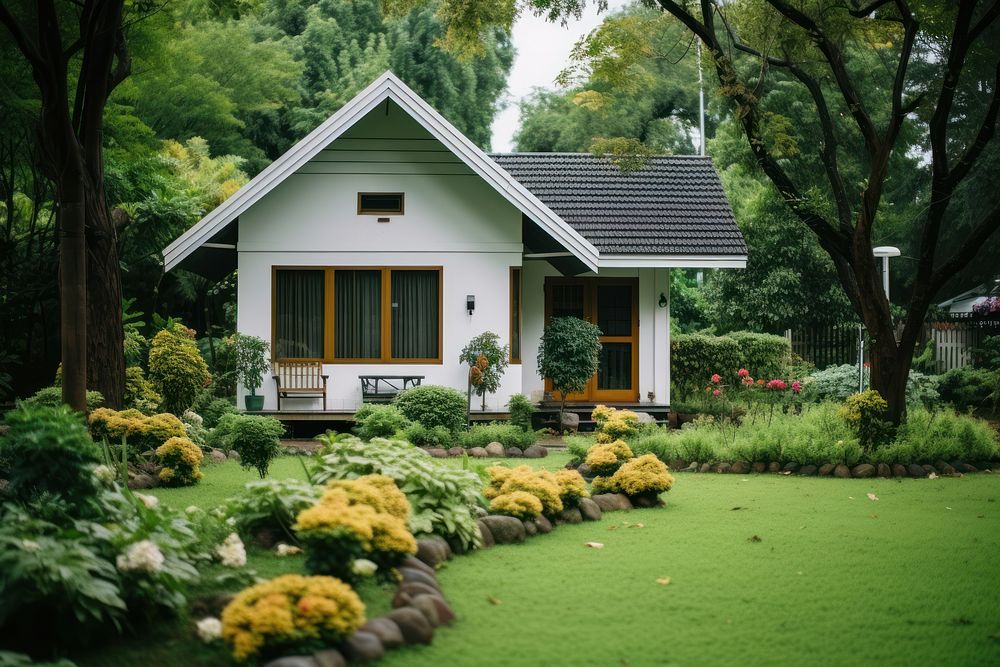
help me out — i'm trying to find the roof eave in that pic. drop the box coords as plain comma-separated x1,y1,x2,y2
598,254,748,269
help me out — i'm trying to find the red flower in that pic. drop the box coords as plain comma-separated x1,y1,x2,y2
742,377,755,386
766,379,787,391
712,389,721,397
738,368,749,378
791,381,802,393
710,373,722,384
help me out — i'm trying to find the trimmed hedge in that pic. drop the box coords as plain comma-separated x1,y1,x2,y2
671,332,791,398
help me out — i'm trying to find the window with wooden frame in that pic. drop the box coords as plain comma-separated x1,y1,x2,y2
357,192,404,215
510,267,522,364
271,266,441,364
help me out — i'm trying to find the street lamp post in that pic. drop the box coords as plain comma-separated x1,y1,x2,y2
860,246,902,391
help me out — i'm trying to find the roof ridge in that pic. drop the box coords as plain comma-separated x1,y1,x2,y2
490,152,712,159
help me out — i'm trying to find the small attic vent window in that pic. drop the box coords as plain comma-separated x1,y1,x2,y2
358,193,404,215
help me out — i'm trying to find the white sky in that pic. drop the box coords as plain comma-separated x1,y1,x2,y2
489,0,629,152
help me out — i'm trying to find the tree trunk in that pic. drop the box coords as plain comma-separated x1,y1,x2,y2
58,175,87,411
86,218,124,408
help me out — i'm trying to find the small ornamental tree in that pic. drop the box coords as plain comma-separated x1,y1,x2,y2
232,333,271,400
537,316,602,424
460,332,510,410
148,324,210,415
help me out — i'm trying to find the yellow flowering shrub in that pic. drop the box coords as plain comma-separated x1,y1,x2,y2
486,465,563,516
221,574,365,663
324,474,411,522
155,436,204,486
603,454,675,498
592,405,639,443
490,491,543,519
554,469,589,507
483,465,514,500
590,475,612,495
89,407,185,453
585,439,634,476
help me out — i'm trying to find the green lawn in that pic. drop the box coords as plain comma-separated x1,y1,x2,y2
86,454,1000,666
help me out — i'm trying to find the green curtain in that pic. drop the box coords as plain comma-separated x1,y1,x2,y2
275,270,325,358
392,270,439,359
335,270,381,359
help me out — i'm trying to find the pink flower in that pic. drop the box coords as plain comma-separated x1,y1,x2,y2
791,381,802,393
766,379,787,391
712,389,721,397
710,374,722,384
738,368,749,378
742,377,755,386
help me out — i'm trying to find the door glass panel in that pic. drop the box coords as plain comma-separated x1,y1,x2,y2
597,285,632,336
551,284,584,319
598,343,632,390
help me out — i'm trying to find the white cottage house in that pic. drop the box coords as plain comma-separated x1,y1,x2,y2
163,72,746,418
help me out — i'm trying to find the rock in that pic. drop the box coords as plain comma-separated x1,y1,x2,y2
954,461,978,473
631,494,664,509
127,472,155,490
342,631,384,663
397,581,440,601
401,554,436,577
555,507,583,524
228,450,240,461
209,448,227,463
591,493,632,512
468,447,488,458
798,464,817,476
425,448,448,458
473,505,488,518
715,462,732,474
818,463,836,477
560,411,580,432
359,619,403,650
484,442,505,457
399,567,441,591
783,462,800,473
935,460,956,475
411,593,454,626
576,463,593,478
447,447,465,457
578,497,602,521
922,464,938,476
634,411,656,424
731,461,751,474
264,657,318,667
892,463,908,478
522,519,538,537
751,462,767,474
534,515,553,534
480,515,525,544
391,590,412,608
415,537,449,567
522,445,547,458
668,459,687,471
505,447,523,458
767,462,782,473
908,463,927,478
833,464,851,479
313,649,347,667
386,607,434,645
699,462,712,473
681,462,698,472
877,463,892,478
476,519,495,548
851,464,876,478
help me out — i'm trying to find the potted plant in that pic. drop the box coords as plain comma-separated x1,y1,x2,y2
233,333,270,411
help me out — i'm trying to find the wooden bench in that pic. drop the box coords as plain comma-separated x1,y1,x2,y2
273,360,329,410
359,375,425,403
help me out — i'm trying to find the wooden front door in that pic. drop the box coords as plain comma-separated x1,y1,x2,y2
544,277,639,402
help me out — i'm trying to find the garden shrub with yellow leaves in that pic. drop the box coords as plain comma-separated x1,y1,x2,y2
220,574,365,663
592,454,674,500
585,439,634,476
293,477,416,581
89,407,186,453
490,490,543,519
155,436,204,486
554,469,589,507
592,405,640,443
484,465,563,516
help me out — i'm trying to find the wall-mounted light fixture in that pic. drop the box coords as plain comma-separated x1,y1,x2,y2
466,295,475,315
658,292,668,308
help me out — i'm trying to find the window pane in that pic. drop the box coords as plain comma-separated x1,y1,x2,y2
275,270,325,359
551,284,584,319
597,285,632,336
598,343,632,390
335,270,381,359
359,193,403,213
511,268,522,361
392,270,439,359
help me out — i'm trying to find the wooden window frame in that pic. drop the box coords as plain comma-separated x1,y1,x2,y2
510,266,522,364
271,266,332,363
357,192,405,215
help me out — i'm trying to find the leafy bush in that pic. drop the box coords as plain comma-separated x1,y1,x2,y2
220,575,365,663
490,491,542,519
232,332,270,396
458,422,538,449
88,408,187,454
460,332,509,408
123,366,162,414
483,465,562,516
402,422,453,448
564,434,595,462
225,478,322,544
972,335,1000,370
804,364,939,405
148,324,210,415
875,407,1000,464
201,397,237,429
728,331,792,379
0,404,101,512
585,439,634,476
592,405,640,443
631,430,688,463
937,367,999,413
507,393,535,431
671,334,742,398
592,454,675,498
394,384,468,433
155,436,204,487
311,435,482,550
839,390,892,452
554,469,589,507
537,316,602,411
214,414,285,478
354,403,410,440
20,386,105,412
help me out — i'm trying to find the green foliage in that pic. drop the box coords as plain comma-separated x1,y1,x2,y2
148,325,210,415
19,386,105,413
201,397,238,429
458,423,539,450
401,422,453,448
88,408,188,455
537,316,602,399
871,408,999,464
460,331,510,401
971,336,1000,371
670,334,742,398
311,435,482,551
727,332,791,380
805,364,940,405
155,436,204,487
232,332,270,395
123,366,162,414
0,405,102,513
838,391,892,452
506,393,535,432
224,478,322,544
911,339,937,374
937,367,1000,415
564,434,595,463
394,384,468,434
354,404,411,441
214,414,285,478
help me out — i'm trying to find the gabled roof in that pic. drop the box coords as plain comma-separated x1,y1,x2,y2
163,71,600,273
490,153,747,261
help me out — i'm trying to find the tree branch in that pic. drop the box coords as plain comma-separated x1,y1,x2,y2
0,3,44,70
930,199,1000,295
947,59,1000,189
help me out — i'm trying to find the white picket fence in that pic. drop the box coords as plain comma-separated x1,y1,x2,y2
927,321,996,373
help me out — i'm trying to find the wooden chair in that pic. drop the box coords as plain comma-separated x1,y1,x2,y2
273,360,328,410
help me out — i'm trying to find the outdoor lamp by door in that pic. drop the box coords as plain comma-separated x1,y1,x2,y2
466,295,475,315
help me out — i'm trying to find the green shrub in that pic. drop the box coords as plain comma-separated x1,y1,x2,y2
507,393,535,431
354,403,410,440
630,430,685,462
564,434,595,462
458,422,538,449
214,414,285,478
148,324,210,415
937,367,999,413
122,366,162,414
537,316,602,412
670,421,723,462
232,332,270,396
728,331,791,380
311,435,482,551
972,335,1000,371
394,384,468,433
804,364,939,405
885,407,1000,463
401,422,453,447
201,397,238,429
839,390,892,452
671,334,742,398
0,404,101,512
20,386,105,413
224,478,322,543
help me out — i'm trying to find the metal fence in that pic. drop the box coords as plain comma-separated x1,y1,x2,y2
787,322,864,370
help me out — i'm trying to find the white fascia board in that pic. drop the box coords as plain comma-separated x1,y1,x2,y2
598,255,748,269
164,71,599,273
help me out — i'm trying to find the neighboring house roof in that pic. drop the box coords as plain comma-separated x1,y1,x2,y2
937,280,999,309
490,153,747,262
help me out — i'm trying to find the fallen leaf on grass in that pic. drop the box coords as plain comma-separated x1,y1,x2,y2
946,506,953,510
487,596,501,605
585,541,605,549
748,535,762,543
848,496,855,500
655,577,672,586
867,493,879,501
731,506,744,511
